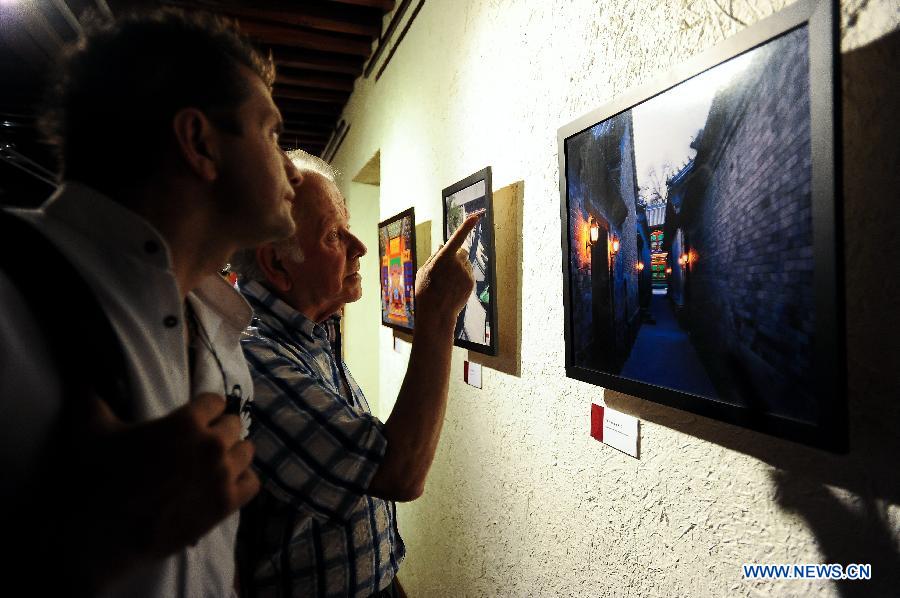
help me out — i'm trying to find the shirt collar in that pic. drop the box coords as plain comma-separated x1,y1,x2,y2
193,274,254,335
239,279,328,343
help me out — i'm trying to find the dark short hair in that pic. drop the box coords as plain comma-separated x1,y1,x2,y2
40,8,274,195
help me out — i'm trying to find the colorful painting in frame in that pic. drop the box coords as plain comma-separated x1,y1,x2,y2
378,208,417,332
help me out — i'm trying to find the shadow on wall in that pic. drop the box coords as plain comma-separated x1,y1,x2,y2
606,27,900,596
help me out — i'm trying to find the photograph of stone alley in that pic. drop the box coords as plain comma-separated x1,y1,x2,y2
445,176,496,353
564,25,818,424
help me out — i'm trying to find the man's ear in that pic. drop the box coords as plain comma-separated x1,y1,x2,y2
257,245,292,293
172,108,218,182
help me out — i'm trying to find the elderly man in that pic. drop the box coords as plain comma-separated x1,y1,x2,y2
0,10,299,596
231,151,477,598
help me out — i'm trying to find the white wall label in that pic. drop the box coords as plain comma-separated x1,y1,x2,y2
464,361,482,388
591,403,640,458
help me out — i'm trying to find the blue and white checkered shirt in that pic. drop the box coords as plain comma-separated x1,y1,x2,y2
237,281,405,598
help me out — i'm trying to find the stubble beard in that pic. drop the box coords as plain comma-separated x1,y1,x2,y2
272,200,297,240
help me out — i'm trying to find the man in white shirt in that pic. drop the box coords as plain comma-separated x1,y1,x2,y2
0,9,298,596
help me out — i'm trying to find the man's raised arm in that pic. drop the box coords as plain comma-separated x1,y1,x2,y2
368,213,480,501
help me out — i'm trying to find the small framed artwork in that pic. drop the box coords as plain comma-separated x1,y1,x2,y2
378,208,417,332
558,0,845,450
443,167,499,356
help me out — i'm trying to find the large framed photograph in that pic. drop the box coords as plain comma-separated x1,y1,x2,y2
443,167,499,355
378,208,417,332
558,0,845,451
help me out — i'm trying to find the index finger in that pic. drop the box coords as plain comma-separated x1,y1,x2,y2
442,211,482,255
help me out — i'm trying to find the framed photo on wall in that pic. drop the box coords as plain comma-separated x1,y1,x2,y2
443,167,499,356
558,0,845,450
378,208,417,332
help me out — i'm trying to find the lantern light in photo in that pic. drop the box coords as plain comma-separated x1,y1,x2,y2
587,215,600,249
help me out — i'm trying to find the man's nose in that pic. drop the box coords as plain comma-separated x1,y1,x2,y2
351,234,367,258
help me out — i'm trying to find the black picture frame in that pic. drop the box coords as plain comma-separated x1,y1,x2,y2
378,207,418,333
557,0,845,451
442,167,500,356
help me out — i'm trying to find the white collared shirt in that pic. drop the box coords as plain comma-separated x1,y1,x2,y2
0,183,253,597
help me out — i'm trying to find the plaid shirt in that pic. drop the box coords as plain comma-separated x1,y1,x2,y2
237,281,404,598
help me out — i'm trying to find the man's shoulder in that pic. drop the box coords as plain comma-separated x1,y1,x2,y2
240,324,320,378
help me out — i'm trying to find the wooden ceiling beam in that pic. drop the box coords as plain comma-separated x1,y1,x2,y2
271,46,363,76
273,98,343,117
325,0,395,11
272,85,348,104
276,70,355,93
165,1,381,37
239,20,372,57
2,0,372,175
242,13,377,39
278,111,337,127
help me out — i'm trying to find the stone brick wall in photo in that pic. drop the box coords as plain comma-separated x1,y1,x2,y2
679,26,815,420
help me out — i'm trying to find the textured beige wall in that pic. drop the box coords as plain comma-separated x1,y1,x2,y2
331,1,900,595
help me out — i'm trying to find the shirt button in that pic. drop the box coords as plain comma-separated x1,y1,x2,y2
144,240,159,254
163,315,178,328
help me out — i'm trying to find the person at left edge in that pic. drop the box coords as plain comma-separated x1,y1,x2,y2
0,9,301,597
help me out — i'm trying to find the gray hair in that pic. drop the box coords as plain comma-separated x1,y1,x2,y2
229,150,337,283
287,148,338,183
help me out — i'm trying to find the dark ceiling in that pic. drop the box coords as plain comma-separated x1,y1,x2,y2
0,0,394,206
